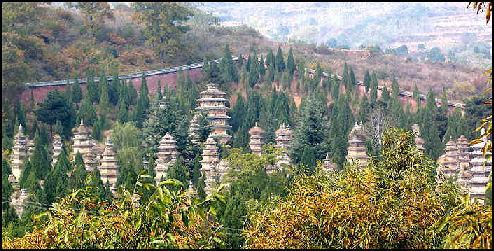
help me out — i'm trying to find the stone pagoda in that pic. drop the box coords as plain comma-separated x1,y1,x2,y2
468,133,492,201
437,137,459,180
11,188,28,217
322,153,336,172
26,138,35,159
456,135,472,188
99,138,119,188
71,119,98,171
189,113,200,144
249,122,265,155
201,135,220,194
412,124,425,153
195,83,231,145
52,134,63,167
154,132,179,184
346,122,368,167
275,123,292,170
11,124,28,182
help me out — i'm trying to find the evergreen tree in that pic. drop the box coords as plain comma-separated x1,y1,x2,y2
79,93,97,125
135,73,150,127
117,101,128,123
219,44,238,85
358,95,370,123
69,151,87,191
197,171,207,200
286,47,296,75
63,81,72,105
370,73,378,105
421,89,443,160
34,88,76,138
291,95,330,170
167,157,188,190
237,54,243,69
30,130,51,180
440,85,448,116
330,75,340,100
44,159,69,205
246,54,252,72
391,77,400,98
99,75,110,114
156,80,162,101
275,46,285,72
29,89,35,111
349,67,356,86
109,64,120,106
259,55,266,76
127,80,138,106
413,84,421,107
85,70,99,104
72,77,83,104
363,70,371,93
265,49,275,72
381,85,390,105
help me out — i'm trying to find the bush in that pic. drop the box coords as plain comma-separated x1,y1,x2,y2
244,128,469,249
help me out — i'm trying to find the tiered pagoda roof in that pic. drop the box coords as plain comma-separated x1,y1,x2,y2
249,122,265,155
11,124,27,182
346,122,368,167
155,132,179,184
99,138,119,188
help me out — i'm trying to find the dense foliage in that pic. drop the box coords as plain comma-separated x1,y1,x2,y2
243,129,491,249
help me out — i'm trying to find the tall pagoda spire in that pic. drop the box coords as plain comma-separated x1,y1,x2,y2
71,119,98,171
468,131,492,202
437,137,459,181
52,134,63,167
456,135,472,189
412,124,425,153
275,123,292,171
200,135,220,195
249,122,265,155
154,132,179,184
99,137,119,189
195,83,231,145
11,124,27,182
346,122,368,167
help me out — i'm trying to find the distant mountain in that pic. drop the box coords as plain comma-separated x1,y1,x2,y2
197,2,492,68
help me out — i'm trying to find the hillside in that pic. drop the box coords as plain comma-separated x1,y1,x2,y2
2,3,488,105
199,2,492,68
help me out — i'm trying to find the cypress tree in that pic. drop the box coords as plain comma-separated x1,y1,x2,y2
363,70,371,93
266,49,275,71
331,75,340,100
157,80,162,101
72,77,83,104
275,46,285,72
78,98,97,126
30,89,35,111
219,44,238,84
109,64,120,106
286,47,296,75
370,73,378,105
349,67,356,86
259,55,266,76
99,75,110,114
127,80,138,106
413,84,421,107
391,77,400,98
86,69,99,104
68,151,87,191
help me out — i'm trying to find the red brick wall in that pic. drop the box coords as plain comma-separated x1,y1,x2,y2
20,68,203,104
